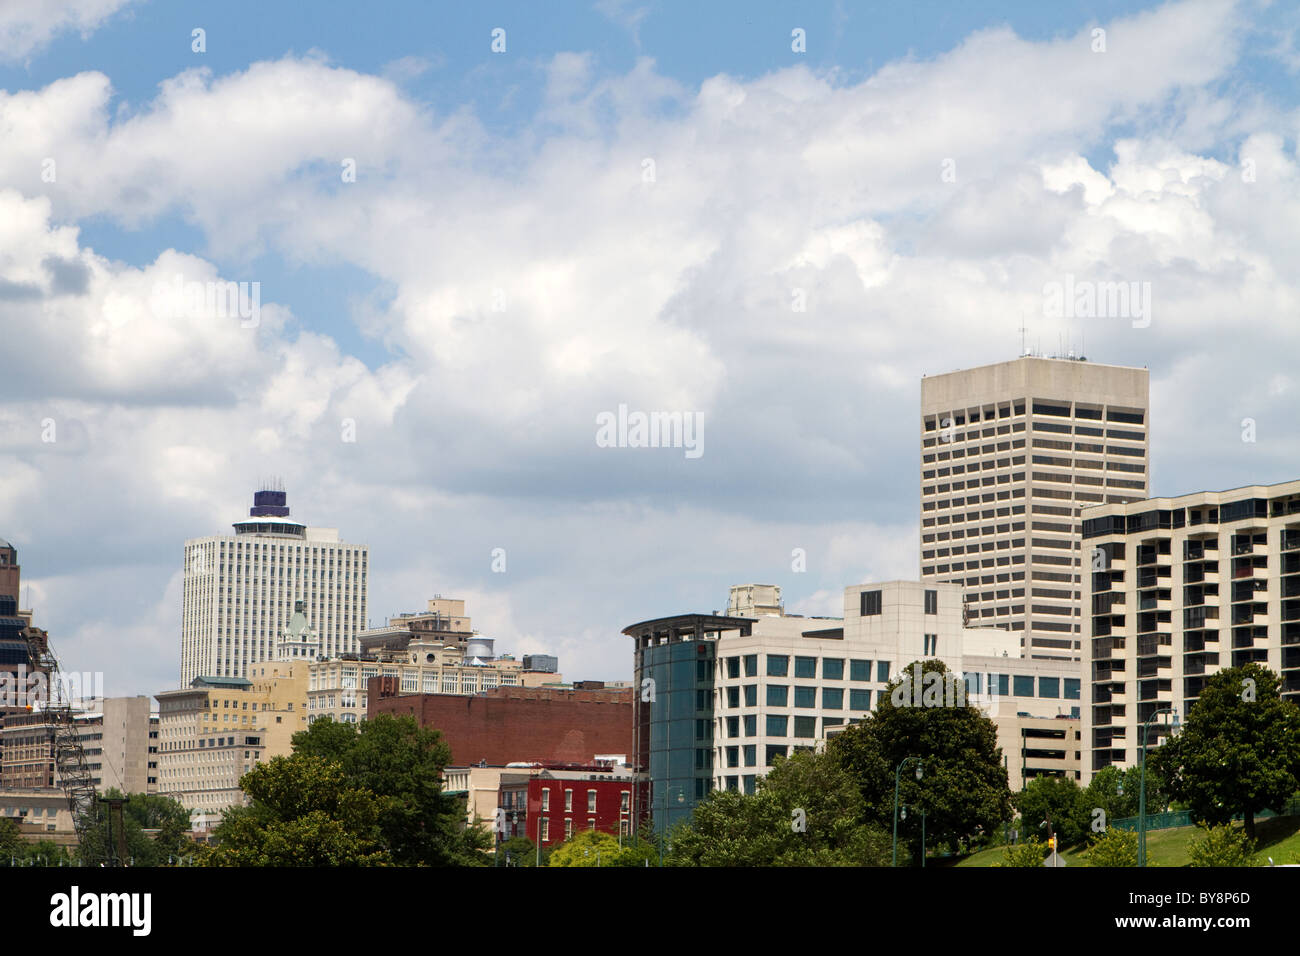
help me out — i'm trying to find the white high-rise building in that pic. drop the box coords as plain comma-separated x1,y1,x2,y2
180,487,368,684
920,355,1150,660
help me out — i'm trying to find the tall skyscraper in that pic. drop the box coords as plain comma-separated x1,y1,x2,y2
920,355,1149,660
180,487,368,684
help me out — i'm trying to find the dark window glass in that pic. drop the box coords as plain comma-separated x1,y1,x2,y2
850,659,871,681
766,655,789,677
860,590,883,616
794,656,817,678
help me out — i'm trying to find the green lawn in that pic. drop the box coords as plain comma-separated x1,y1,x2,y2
947,815,1300,867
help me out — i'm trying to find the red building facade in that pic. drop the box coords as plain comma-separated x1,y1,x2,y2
504,769,646,848
367,679,633,766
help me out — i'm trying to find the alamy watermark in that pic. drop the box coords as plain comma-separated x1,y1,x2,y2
149,274,260,328
595,404,703,459
1043,273,1151,328
890,662,1003,716
0,665,104,710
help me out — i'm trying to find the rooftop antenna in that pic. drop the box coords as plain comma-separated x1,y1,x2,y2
1017,317,1029,357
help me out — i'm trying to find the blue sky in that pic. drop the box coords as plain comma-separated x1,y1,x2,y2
2,0,1300,695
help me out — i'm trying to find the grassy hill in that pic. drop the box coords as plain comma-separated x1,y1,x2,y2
945,815,1300,867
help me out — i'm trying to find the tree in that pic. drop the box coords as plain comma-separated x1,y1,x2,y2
76,791,195,866
0,818,21,860
292,714,488,865
1150,663,1300,842
829,659,1012,862
1086,827,1138,867
995,836,1047,867
666,749,890,866
1013,776,1091,848
1187,823,1256,867
547,829,622,867
497,835,547,867
205,754,389,866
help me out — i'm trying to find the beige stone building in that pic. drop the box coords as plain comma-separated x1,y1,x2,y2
0,696,158,794
1082,477,1300,782
921,355,1150,660
713,582,1080,794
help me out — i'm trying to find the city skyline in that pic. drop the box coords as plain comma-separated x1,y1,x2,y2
3,0,1300,701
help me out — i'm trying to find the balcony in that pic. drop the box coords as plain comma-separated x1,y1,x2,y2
1138,594,1171,612
1283,528,1300,552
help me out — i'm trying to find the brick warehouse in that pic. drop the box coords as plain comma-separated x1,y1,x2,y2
367,678,633,765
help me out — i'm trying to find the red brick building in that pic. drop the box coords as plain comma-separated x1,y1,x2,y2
367,679,633,766
513,769,643,848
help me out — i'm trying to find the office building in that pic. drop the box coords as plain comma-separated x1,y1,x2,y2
1082,477,1300,779
625,582,1083,834
0,697,159,794
921,355,1149,660
180,486,368,684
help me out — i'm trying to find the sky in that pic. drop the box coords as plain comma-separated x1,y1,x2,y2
1,0,1299,697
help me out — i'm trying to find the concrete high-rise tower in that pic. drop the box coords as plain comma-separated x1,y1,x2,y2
920,355,1149,660
180,487,368,684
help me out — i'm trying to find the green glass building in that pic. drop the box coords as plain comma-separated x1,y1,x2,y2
623,613,754,837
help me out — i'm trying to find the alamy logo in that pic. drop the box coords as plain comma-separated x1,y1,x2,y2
0,666,103,710
1042,273,1151,328
150,274,261,328
49,887,151,936
890,662,1002,715
595,404,703,459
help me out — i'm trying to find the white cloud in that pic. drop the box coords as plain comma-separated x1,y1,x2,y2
0,0,135,61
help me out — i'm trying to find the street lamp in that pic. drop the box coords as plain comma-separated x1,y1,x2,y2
1138,706,1179,867
892,756,924,867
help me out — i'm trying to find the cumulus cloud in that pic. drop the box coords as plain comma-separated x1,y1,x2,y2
3,0,1300,692
0,0,135,61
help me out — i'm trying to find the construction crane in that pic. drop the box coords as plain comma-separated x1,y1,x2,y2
23,632,98,853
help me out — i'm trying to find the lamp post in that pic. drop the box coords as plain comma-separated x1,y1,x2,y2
1138,706,1179,867
892,756,924,867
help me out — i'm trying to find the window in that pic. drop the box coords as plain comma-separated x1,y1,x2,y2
1039,677,1060,698
743,655,758,677
794,716,817,738
743,715,756,737
565,819,573,840
923,634,937,655
726,746,739,768
794,656,817,678
726,657,740,679
743,744,756,767
794,686,817,708
695,719,710,740
924,589,938,614
743,684,757,707
542,789,551,811
850,659,871,681
877,661,890,682
991,673,1010,695
726,716,739,738
766,745,787,766
766,655,789,677
766,715,788,737
1064,678,1081,700
823,658,844,680
743,775,757,795
860,590,883,615
823,688,844,710
850,688,872,711
1013,675,1035,697
766,685,789,707
587,790,597,813
727,686,740,708
541,819,550,842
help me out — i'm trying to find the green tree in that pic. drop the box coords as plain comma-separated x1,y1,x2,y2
76,791,195,866
497,835,548,867
292,714,488,865
1086,827,1138,867
1150,663,1300,842
1187,823,1256,867
547,829,622,867
995,836,1047,867
205,754,389,866
829,659,1012,863
1013,776,1091,848
0,818,21,860
667,749,890,866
